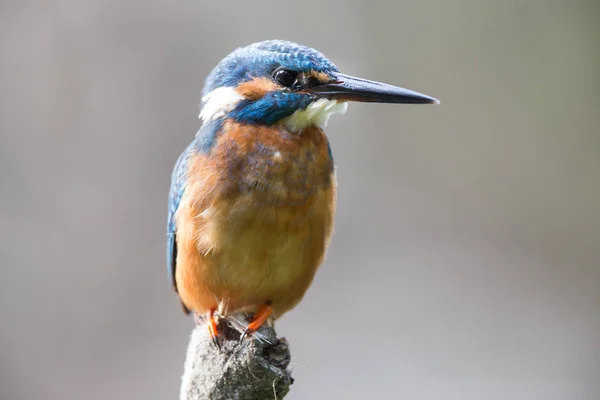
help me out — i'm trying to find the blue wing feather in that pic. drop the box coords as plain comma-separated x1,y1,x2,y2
167,120,223,289
167,120,223,315
167,140,196,292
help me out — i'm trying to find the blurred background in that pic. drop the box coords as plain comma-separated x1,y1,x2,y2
1,1,599,399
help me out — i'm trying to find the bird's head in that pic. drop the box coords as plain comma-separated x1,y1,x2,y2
199,40,438,131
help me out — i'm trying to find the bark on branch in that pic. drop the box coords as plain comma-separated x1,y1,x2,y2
180,316,293,400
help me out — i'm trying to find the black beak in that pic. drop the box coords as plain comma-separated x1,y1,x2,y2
311,72,439,104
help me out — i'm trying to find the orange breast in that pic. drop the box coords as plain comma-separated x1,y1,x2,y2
174,121,336,318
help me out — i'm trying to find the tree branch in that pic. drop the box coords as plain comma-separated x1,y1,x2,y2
180,316,293,400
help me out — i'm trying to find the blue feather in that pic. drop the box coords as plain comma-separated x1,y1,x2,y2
228,92,312,125
195,118,224,152
166,141,194,289
167,118,223,290
167,118,224,291
203,40,339,96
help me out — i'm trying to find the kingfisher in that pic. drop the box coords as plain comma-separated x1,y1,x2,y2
167,40,438,345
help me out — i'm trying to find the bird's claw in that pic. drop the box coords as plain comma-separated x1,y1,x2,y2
239,326,256,343
239,328,249,343
210,333,221,349
239,302,272,343
207,309,221,349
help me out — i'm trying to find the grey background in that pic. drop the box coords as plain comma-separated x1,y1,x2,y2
1,1,599,399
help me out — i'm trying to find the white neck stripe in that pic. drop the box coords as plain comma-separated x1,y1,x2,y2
199,87,244,123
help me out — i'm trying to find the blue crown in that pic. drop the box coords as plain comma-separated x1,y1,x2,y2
202,40,339,95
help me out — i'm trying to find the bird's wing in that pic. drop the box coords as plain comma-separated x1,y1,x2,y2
167,141,195,297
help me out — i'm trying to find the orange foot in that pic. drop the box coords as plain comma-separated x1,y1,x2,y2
240,302,273,342
207,309,220,349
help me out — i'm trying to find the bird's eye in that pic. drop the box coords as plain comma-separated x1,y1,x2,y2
273,69,298,88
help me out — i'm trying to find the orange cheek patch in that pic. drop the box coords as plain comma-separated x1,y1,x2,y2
236,77,280,100
308,71,333,84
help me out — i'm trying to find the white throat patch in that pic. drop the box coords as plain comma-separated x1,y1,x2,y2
199,87,244,123
285,99,348,132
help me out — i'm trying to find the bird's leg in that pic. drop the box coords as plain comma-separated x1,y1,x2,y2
240,302,273,342
207,308,220,349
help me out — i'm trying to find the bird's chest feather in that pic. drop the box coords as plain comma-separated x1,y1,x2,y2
207,121,335,206
186,120,334,208
206,120,334,233
177,121,336,293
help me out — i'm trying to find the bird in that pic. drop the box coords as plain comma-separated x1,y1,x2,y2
167,40,438,345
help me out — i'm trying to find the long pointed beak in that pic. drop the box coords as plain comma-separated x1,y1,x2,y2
311,72,439,104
